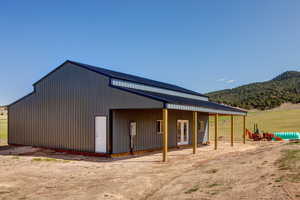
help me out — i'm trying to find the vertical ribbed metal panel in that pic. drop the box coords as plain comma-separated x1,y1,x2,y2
8,63,163,152
112,109,209,154
112,109,163,153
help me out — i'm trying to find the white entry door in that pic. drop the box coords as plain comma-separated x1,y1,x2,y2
177,120,189,145
95,116,107,153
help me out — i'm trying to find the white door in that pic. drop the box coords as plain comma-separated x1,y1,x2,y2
177,120,189,145
95,116,107,153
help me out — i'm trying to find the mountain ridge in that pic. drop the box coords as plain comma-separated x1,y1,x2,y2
206,71,300,110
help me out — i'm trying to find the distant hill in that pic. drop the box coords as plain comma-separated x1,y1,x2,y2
206,71,300,110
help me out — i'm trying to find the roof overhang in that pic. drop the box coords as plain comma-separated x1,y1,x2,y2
166,103,247,116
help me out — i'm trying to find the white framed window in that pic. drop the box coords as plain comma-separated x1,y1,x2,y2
156,120,163,134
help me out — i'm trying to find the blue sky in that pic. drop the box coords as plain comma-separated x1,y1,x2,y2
1,1,300,105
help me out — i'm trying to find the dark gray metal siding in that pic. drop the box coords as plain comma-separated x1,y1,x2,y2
112,109,209,153
9,63,163,152
112,109,163,153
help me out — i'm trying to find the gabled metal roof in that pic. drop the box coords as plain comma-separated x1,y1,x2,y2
67,60,208,98
113,86,247,115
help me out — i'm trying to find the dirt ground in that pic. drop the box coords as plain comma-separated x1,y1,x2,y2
0,139,6,146
0,141,299,200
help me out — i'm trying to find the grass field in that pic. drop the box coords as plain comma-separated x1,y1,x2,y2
247,108,300,132
0,117,7,145
209,108,300,142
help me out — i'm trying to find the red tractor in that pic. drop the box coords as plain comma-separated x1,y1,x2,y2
246,124,279,141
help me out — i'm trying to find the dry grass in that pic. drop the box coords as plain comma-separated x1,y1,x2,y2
0,118,7,145
185,185,200,194
247,108,300,132
277,143,300,183
209,115,245,142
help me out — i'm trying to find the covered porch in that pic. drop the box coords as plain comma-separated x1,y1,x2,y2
110,86,247,160
161,103,247,162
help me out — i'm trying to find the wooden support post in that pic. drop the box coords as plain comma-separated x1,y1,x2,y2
192,111,198,154
214,114,218,150
231,115,234,147
163,109,168,162
243,115,246,144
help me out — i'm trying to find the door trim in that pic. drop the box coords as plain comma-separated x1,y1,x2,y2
95,116,107,153
177,120,189,145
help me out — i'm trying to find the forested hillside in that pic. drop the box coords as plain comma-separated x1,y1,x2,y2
206,71,300,110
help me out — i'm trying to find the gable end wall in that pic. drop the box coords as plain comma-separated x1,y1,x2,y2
8,63,163,152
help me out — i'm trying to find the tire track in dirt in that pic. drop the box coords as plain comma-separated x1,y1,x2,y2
143,142,287,200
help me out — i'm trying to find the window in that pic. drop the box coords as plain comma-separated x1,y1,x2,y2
156,120,163,134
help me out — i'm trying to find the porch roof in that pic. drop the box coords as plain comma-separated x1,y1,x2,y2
114,87,247,116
